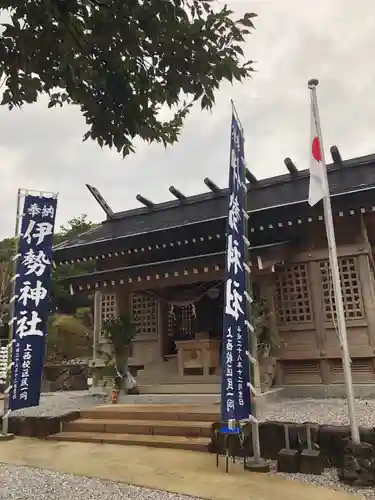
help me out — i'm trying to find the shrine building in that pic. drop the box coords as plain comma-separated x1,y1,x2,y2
53,147,375,391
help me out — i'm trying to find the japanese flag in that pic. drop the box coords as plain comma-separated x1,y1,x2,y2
308,107,328,206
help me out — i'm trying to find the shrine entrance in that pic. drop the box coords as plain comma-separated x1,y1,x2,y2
148,281,224,377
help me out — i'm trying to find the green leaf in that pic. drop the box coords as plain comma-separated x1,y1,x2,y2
0,0,256,156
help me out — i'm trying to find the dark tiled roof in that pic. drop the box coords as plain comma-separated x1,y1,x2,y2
53,153,375,260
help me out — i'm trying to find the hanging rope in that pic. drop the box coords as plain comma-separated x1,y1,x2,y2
144,280,225,307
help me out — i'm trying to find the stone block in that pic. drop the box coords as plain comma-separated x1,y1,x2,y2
318,425,350,467
299,449,324,475
276,448,300,473
7,411,80,439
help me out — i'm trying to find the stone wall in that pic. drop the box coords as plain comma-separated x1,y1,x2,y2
41,363,88,392
211,420,375,467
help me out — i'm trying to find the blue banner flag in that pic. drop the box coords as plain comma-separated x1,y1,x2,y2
9,195,57,411
220,112,251,422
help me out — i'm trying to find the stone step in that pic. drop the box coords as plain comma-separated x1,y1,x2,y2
136,375,220,384
136,358,179,379
80,404,219,422
138,383,220,394
47,431,210,452
116,393,221,405
64,418,212,437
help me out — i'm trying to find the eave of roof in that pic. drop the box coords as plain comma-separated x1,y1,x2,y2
110,152,375,220
53,152,375,259
63,240,291,289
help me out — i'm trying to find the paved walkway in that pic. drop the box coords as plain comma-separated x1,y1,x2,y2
0,438,357,500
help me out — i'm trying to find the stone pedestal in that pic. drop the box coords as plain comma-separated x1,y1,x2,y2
244,458,270,473
277,448,300,473
0,433,14,441
299,449,324,475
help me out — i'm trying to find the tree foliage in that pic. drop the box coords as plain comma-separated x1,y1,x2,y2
101,313,136,389
52,214,96,313
0,0,256,156
0,213,96,323
0,261,11,325
46,308,93,362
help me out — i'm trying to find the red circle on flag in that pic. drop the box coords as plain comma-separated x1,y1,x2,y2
312,136,322,162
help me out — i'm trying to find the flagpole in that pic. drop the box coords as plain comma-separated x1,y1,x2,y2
1,189,22,439
308,79,360,443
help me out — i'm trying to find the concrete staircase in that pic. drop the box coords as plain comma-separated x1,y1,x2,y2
137,375,220,402
47,404,219,452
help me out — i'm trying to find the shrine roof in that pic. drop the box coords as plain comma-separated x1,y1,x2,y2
53,152,375,262
61,240,292,293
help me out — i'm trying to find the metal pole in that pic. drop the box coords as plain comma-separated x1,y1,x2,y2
2,189,22,436
308,79,360,443
232,100,261,462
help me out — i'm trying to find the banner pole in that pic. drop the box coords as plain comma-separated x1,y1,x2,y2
243,180,262,464
1,189,22,438
232,101,262,466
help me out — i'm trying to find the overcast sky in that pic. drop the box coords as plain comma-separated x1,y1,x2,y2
0,0,374,239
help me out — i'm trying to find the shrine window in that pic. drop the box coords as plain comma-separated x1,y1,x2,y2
100,293,117,340
130,293,159,336
319,257,364,320
275,263,313,324
167,304,195,339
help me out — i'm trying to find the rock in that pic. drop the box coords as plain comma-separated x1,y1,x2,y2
338,438,375,486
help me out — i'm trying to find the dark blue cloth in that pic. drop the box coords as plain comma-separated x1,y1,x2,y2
9,195,57,411
220,113,252,422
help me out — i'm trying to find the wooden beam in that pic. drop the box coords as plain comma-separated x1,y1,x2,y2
73,267,225,294
360,214,375,273
136,194,154,208
204,177,221,194
284,157,298,174
169,185,186,201
330,145,342,164
245,168,258,184
86,184,115,219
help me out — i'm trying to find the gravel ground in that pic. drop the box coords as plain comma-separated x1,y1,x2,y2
0,465,202,500
260,398,375,427
0,463,371,500
3,392,375,425
2,394,375,497
0,391,107,417
267,461,368,499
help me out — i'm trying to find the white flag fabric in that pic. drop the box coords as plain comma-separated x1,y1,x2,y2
308,105,327,206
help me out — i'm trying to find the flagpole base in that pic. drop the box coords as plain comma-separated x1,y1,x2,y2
244,457,270,473
0,433,14,441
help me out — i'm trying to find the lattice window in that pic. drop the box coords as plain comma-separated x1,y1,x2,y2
100,293,117,339
275,263,312,324
319,258,364,320
131,293,158,336
168,304,195,338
